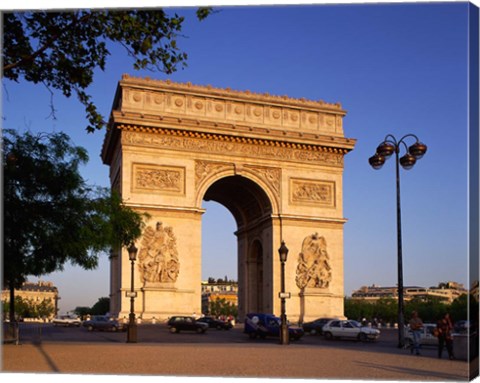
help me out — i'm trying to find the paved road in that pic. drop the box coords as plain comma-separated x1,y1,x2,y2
2,323,478,381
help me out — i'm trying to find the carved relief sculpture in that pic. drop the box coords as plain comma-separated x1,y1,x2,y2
245,165,281,198
138,222,180,285
290,179,335,207
195,160,232,189
133,163,185,194
296,233,332,289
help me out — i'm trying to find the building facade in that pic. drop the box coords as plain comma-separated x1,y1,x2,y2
351,281,468,304
1,280,59,319
201,281,238,315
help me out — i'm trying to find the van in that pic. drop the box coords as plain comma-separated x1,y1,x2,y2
244,313,304,340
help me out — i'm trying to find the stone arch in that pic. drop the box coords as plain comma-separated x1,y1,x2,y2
200,175,274,317
194,162,280,215
101,76,356,322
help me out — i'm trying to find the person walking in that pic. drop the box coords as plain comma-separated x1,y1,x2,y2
409,311,423,355
437,313,454,360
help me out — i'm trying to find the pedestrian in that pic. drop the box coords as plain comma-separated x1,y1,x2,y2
437,313,454,360
409,311,423,355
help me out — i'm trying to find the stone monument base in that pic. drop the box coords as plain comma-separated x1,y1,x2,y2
119,286,200,322
295,289,346,323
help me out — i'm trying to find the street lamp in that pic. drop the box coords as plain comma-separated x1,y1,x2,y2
369,134,427,348
126,243,138,343
278,241,290,345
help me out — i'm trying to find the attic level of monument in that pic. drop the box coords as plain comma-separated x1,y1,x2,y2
102,74,355,165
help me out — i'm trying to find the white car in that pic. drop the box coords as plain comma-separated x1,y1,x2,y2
405,323,438,347
322,319,380,342
52,314,82,327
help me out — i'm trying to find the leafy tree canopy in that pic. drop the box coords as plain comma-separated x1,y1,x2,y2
3,128,148,290
90,297,110,315
2,8,212,132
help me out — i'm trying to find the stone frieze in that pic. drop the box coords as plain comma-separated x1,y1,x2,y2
122,129,344,167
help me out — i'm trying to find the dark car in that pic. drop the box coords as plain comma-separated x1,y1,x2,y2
197,316,233,330
244,313,304,341
454,320,472,334
167,316,209,333
302,317,337,335
82,315,126,332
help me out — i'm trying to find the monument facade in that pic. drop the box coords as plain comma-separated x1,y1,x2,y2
101,75,356,322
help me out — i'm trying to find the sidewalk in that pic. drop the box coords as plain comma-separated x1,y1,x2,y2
2,340,474,381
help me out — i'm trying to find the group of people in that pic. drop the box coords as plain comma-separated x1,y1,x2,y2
409,311,454,359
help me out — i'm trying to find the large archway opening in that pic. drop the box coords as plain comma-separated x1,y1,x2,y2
201,200,237,282
202,175,274,318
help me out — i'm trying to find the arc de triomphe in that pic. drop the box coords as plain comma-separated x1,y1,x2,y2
101,75,356,322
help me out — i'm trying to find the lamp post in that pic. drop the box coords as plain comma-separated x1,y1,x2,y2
369,134,427,348
126,243,138,343
278,241,290,345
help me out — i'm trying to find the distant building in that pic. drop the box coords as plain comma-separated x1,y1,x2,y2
1,280,60,319
201,280,238,315
351,281,467,304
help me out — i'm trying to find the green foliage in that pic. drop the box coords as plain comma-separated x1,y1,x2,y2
449,294,469,321
73,298,111,317
3,129,148,288
90,297,110,315
405,296,446,323
2,8,213,132
208,298,237,318
2,296,55,319
345,294,471,325
3,129,148,320
73,306,91,318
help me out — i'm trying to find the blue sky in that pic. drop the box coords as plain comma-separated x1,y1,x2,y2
2,1,477,313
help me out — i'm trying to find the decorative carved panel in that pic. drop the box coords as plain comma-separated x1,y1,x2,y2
296,233,332,289
195,160,233,189
132,163,185,195
290,178,335,207
244,165,281,198
138,222,180,286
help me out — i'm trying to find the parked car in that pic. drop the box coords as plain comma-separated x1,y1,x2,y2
197,316,233,330
244,313,304,341
454,320,472,334
52,314,82,327
405,323,438,347
167,316,208,333
322,319,380,342
302,317,338,335
82,315,126,332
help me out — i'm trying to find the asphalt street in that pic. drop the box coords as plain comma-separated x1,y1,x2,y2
1,323,478,381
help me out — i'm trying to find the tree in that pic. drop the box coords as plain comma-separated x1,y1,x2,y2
449,294,469,322
90,297,110,316
2,296,55,320
73,306,91,319
208,298,237,318
3,129,148,321
344,298,375,322
405,296,446,323
2,8,212,133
